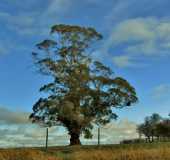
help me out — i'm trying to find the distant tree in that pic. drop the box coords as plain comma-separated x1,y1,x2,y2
137,113,162,142
29,24,138,145
150,113,162,124
137,117,152,142
156,119,170,140
150,113,162,141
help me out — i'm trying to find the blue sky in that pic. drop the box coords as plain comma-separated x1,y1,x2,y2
0,0,170,147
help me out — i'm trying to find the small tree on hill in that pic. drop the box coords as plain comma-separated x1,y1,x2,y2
156,119,170,140
138,113,162,142
29,24,138,145
137,117,152,142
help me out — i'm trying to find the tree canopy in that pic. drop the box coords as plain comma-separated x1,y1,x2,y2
137,113,170,142
29,24,138,145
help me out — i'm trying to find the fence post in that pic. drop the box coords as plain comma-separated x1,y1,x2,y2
98,126,100,146
45,127,48,151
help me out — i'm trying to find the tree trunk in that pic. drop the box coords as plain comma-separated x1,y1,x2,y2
70,132,81,145
148,136,151,143
151,135,154,142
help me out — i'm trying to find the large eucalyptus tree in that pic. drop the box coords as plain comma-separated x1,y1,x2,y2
29,24,138,145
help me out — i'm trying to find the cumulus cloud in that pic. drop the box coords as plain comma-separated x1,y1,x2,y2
46,0,71,16
0,106,138,147
0,0,73,57
111,18,155,44
112,55,135,68
0,0,71,36
0,107,30,124
104,18,170,67
0,124,65,148
106,0,170,23
98,119,138,144
82,119,138,145
111,18,170,55
152,84,170,100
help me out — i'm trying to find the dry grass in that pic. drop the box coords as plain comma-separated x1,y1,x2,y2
1,143,170,160
67,147,170,160
50,143,170,160
0,148,61,160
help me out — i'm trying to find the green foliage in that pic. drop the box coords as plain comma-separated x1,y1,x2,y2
138,113,170,141
156,119,170,138
29,24,138,145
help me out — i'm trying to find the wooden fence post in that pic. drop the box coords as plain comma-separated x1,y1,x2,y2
98,127,100,146
45,127,48,151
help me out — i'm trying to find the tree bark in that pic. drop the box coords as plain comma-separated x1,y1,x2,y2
70,132,81,145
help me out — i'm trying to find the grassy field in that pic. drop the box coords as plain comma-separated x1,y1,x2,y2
0,142,170,160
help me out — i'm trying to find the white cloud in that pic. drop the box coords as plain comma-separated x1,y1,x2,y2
46,0,71,16
0,124,66,148
105,0,170,23
89,119,138,144
152,84,170,100
111,18,155,44
0,0,72,57
110,17,170,55
0,106,138,147
0,0,71,36
104,17,170,67
126,40,157,56
0,107,30,124
112,55,135,68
